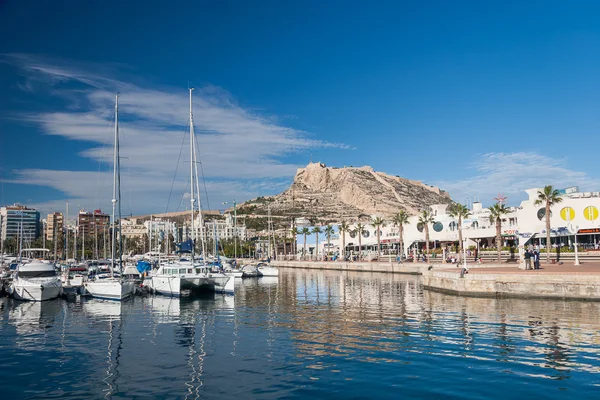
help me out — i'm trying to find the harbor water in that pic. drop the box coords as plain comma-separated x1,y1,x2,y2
1,268,599,399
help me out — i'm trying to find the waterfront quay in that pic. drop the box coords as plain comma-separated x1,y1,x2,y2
273,259,600,301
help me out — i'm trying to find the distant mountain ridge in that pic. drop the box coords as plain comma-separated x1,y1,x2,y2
239,162,452,223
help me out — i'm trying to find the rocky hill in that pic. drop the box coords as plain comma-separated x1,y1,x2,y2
238,162,452,225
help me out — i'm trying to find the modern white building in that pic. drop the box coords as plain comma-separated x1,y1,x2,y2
305,186,600,259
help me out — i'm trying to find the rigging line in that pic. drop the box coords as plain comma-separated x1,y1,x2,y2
94,112,116,211
177,179,191,213
194,130,211,211
117,122,133,218
166,123,189,213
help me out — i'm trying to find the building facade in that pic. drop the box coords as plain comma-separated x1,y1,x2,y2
297,186,600,259
46,212,64,241
1,205,41,244
78,209,110,237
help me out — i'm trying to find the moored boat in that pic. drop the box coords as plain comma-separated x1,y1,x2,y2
9,249,62,301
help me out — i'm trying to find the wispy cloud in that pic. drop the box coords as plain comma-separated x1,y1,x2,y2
434,152,600,206
3,54,350,216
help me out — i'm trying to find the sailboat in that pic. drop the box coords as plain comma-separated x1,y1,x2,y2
149,89,234,297
85,95,135,301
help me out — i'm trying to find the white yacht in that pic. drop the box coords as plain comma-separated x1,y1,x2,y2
257,263,279,277
84,95,134,301
9,249,62,301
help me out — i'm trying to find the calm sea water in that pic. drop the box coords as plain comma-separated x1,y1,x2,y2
1,268,600,399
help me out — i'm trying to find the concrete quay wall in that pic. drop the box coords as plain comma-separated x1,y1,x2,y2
272,260,427,275
422,270,600,301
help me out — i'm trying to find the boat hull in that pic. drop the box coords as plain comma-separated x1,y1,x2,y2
10,278,62,301
85,280,134,301
258,266,279,277
149,275,182,297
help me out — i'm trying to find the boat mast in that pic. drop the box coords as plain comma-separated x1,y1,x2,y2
110,94,119,276
189,88,195,263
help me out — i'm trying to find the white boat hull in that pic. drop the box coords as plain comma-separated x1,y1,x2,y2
149,274,234,296
85,280,134,301
258,266,279,277
10,278,62,302
149,275,182,297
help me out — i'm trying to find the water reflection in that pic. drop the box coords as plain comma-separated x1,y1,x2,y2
1,269,600,399
270,268,600,380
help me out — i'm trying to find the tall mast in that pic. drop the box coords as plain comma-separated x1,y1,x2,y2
189,88,195,262
111,94,119,275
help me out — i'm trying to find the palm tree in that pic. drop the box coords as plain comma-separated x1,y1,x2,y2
324,225,335,258
534,185,563,262
338,221,349,260
489,202,509,262
355,223,365,261
447,203,471,253
392,211,410,259
418,210,435,262
371,216,386,260
290,224,298,258
300,227,310,260
312,226,323,260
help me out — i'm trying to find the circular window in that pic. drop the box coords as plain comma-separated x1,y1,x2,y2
584,206,598,221
362,230,370,238
349,230,356,238
537,208,552,221
559,207,574,222
433,222,443,232
417,222,424,233
449,221,458,231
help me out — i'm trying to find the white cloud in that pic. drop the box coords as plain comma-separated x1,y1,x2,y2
434,152,600,206
3,54,350,215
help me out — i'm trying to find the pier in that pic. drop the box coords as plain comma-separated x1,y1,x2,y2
273,259,600,301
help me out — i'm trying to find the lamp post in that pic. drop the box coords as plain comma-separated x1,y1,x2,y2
574,225,580,266
463,237,468,271
222,199,237,260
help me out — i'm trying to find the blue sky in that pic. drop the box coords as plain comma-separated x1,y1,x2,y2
2,0,600,217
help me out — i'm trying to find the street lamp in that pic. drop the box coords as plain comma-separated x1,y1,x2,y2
574,225,580,266
222,199,237,260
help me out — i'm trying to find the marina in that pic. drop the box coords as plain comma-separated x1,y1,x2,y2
1,267,600,399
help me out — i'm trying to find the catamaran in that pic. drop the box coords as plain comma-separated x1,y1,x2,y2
149,89,233,297
84,95,135,301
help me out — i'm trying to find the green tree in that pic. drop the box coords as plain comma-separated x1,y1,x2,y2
489,202,509,262
534,185,563,262
418,210,435,262
448,203,471,253
338,221,349,260
324,225,335,257
371,216,386,260
355,223,365,261
392,211,410,259
312,226,323,260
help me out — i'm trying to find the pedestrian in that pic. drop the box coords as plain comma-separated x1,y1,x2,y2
524,249,532,270
533,250,540,269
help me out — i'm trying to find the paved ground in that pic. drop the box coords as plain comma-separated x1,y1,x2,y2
440,261,600,275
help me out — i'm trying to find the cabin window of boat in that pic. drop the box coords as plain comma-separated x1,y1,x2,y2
187,269,192,274
179,268,187,274
18,270,56,278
